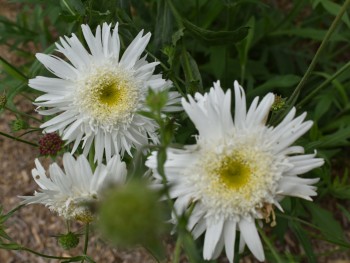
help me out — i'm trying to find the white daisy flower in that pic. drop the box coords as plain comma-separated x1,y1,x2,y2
21,153,127,221
146,81,324,262
29,23,181,163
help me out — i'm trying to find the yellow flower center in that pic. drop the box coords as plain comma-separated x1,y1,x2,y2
99,83,121,106
188,138,282,218
218,157,251,189
76,67,140,130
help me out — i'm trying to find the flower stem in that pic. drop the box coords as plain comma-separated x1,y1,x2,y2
5,106,42,123
297,61,350,108
21,247,72,260
81,223,90,263
258,227,284,263
61,0,76,16
172,236,182,263
270,0,350,125
0,130,38,147
288,0,350,106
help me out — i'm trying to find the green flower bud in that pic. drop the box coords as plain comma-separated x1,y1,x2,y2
98,180,167,251
57,232,79,250
10,118,28,132
271,95,286,112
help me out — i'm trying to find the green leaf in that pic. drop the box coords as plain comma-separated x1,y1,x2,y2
313,93,332,121
271,28,346,41
180,232,203,263
304,202,345,243
172,28,184,46
0,229,11,241
0,56,27,82
183,19,249,45
337,204,350,222
321,0,350,29
306,125,350,149
154,0,174,50
250,75,301,97
236,17,255,76
0,243,22,250
289,221,317,263
157,148,167,178
258,228,283,263
180,50,203,94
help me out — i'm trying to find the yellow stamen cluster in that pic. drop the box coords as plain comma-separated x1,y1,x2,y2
76,66,140,130
187,137,282,220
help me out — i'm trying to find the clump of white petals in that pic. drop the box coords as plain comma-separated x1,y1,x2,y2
146,80,324,262
21,153,127,221
29,23,181,163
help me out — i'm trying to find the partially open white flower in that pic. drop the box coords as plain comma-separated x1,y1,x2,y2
146,81,324,262
21,153,126,221
29,23,181,163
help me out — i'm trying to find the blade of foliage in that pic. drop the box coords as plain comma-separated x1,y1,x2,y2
289,221,317,263
183,19,249,45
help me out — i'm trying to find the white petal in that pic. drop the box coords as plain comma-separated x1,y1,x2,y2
224,220,237,263
238,218,265,262
203,219,225,260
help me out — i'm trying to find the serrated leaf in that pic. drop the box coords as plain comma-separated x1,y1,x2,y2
180,51,203,94
183,19,249,45
172,28,184,46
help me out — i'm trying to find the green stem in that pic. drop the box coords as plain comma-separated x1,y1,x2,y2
5,106,42,123
297,61,350,108
21,247,72,260
0,130,38,147
61,0,76,16
172,236,182,263
146,49,170,71
257,227,283,263
287,0,350,106
83,223,89,254
18,128,42,138
81,223,90,263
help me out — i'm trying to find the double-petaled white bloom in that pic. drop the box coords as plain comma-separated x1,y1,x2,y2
21,153,126,221
29,23,181,163
146,81,324,262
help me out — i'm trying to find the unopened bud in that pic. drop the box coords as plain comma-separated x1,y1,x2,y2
271,95,286,112
10,118,28,132
98,180,167,249
57,232,79,250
